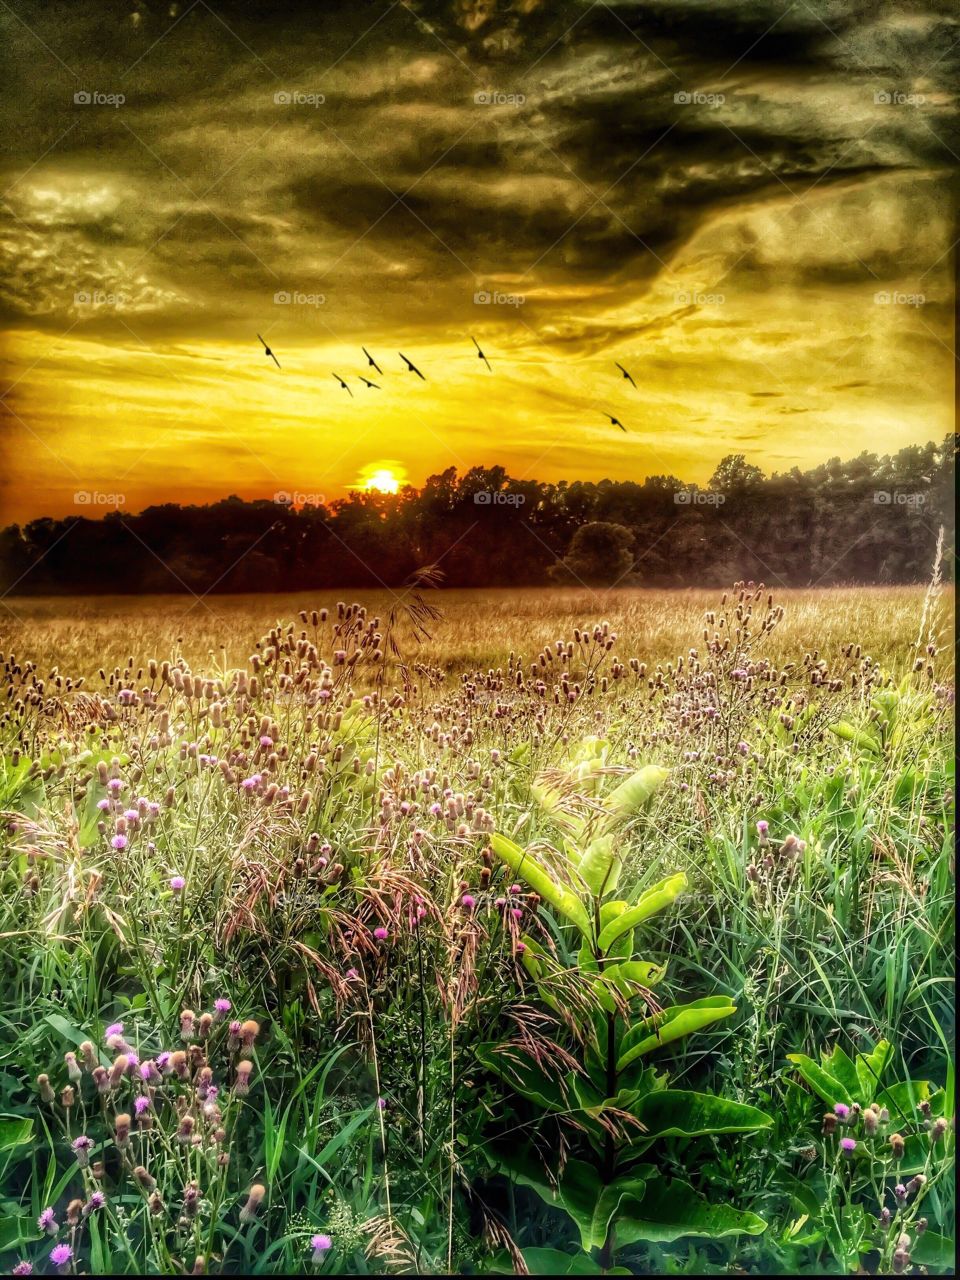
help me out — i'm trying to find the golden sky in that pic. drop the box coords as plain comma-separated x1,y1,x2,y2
0,0,955,525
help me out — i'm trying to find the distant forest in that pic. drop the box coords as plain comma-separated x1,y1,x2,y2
0,438,954,594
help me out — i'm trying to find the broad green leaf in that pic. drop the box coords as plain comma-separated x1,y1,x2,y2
819,1045,862,1105
828,722,881,754
601,960,667,994
603,765,669,821
617,997,736,1069
491,834,591,936
911,1233,955,1268
855,1039,892,1103
578,835,620,896
596,873,687,952
0,1116,33,1151
786,1053,853,1108
488,1247,630,1275
631,1090,771,1138
615,1178,768,1245
475,1045,569,1113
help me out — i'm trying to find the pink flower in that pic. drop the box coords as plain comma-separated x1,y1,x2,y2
37,1207,57,1234
311,1233,332,1260
104,1023,124,1041
461,894,476,910
373,927,389,941
841,1137,857,1153
169,875,186,891
111,834,127,850
49,1244,72,1267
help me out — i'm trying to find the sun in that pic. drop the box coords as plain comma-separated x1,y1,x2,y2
355,461,407,495
364,469,400,495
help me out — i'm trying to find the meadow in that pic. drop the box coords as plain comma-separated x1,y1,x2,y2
0,581,954,1276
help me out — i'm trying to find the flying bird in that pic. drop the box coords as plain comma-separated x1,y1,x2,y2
399,352,426,380
605,413,627,433
363,347,383,375
615,362,636,389
257,334,280,369
332,373,353,397
359,376,380,389
472,336,491,371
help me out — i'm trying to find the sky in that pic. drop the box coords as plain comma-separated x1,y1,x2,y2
0,0,956,525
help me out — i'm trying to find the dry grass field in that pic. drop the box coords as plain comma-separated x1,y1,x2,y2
1,585,952,681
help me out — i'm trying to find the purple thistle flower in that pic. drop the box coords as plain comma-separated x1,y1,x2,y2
49,1244,72,1267
111,834,127,850
12,1263,33,1276
214,998,232,1015
344,968,359,980
834,1103,850,1120
461,894,476,910
169,875,186,891
373,927,388,941
310,1233,332,1259
37,1207,58,1234
840,1137,857,1153
104,1022,123,1040
85,1191,106,1213
96,798,111,812
134,1096,151,1116
106,779,123,794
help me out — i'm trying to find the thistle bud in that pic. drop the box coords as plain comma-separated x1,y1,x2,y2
239,1019,260,1049
180,1009,196,1040
37,1074,55,1104
234,1059,254,1096
177,1115,196,1144
65,1051,82,1082
134,1166,156,1192
240,1183,266,1223
114,1113,131,1146
66,1198,84,1226
889,1132,905,1160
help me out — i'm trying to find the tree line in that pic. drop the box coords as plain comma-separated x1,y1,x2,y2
0,438,953,594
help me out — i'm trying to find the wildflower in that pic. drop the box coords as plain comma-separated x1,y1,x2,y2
239,1019,260,1049
109,1055,129,1089
894,1183,907,1203
36,1074,55,1104
180,1009,196,1040
890,1132,906,1160
311,1233,332,1262
879,1206,891,1226
49,1244,73,1271
114,1113,131,1146
373,926,389,941
833,1103,850,1121
377,1097,387,1111
213,998,232,1020
93,1066,108,1093
12,1263,33,1276
149,1191,164,1215
239,1184,266,1223
183,1182,201,1217
72,1134,94,1167
155,1051,171,1070
863,1107,879,1136
83,1191,105,1217
111,834,127,850
168,1050,189,1080
234,1060,254,1096
134,1095,152,1118
79,1041,97,1070
104,1022,124,1041
345,968,359,981
461,893,476,910
917,1218,928,1235
37,1207,58,1235
134,1166,156,1191
931,1116,948,1143
840,1137,857,1154
906,1174,926,1197
107,778,123,794
196,1066,214,1099
170,875,186,891
65,1200,83,1226
177,1116,196,1144
64,1051,82,1082
61,1086,75,1109
511,907,523,920
191,1256,206,1275
893,1248,910,1274
227,1021,242,1053
198,1013,213,1039
821,1112,837,1136
139,1059,159,1083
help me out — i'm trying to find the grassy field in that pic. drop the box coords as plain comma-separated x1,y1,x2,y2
0,581,953,1275
2,585,953,679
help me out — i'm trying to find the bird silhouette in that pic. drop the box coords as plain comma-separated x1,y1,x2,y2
359,376,380,390
257,334,281,369
363,347,383,376
472,336,491,371
332,373,353,397
399,352,426,380
615,361,636,389
605,413,627,432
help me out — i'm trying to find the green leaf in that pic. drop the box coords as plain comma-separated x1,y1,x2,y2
0,1116,34,1151
475,1045,569,1113
603,766,670,822
617,997,736,1069
786,1053,853,1108
819,1045,863,1105
631,1090,771,1137
596,873,687,952
615,1178,768,1244
578,835,620,897
911,1232,955,1268
488,1248,630,1275
491,834,591,936
601,960,667,994
855,1039,892,1103
828,722,881,754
